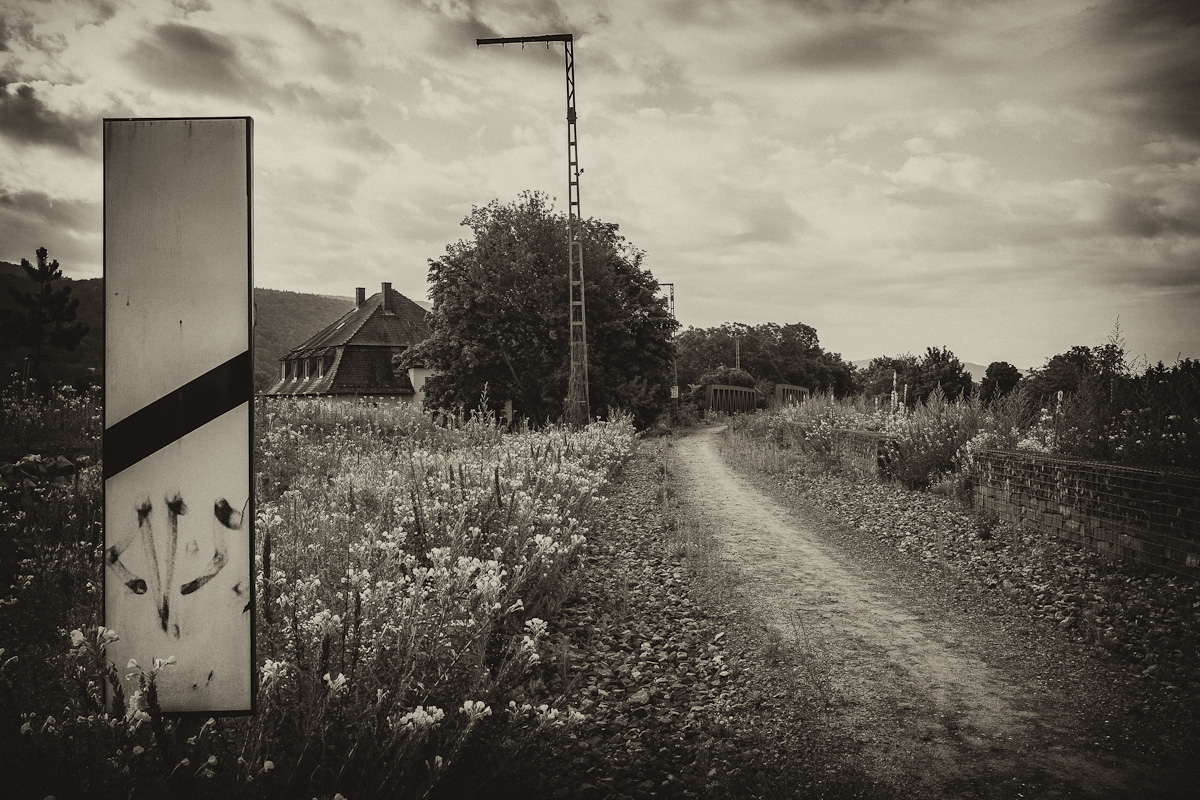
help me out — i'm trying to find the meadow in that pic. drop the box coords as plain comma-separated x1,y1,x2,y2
1,387,634,798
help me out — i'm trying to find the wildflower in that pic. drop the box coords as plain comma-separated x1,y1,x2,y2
263,761,275,773
461,700,492,721
392,705,445,729
132,746,144,755
323,672,348,694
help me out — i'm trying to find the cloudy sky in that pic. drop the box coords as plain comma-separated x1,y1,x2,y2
2,0,1198,369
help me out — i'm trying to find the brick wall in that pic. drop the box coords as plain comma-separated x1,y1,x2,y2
973,449,1200,579
830,429,899,480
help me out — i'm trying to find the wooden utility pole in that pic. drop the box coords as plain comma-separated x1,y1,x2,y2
477,33,589,425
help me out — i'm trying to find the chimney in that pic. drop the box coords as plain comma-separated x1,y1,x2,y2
381,282,392,313
355,287,366,308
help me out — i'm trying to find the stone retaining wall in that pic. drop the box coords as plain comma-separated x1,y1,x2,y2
973,449,1200,579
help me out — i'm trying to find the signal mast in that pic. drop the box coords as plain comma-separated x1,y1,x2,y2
476,33,589,425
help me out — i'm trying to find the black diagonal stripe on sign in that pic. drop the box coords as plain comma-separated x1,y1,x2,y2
104,351,251,480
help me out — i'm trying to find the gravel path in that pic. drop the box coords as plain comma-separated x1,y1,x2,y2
667,426,1197,800
459,428,1197,799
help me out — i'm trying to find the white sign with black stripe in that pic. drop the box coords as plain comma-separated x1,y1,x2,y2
104,117,254,714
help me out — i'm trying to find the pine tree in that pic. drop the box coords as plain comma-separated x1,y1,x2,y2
1,247,88,380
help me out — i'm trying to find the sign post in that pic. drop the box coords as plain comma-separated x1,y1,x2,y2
103,117,254,714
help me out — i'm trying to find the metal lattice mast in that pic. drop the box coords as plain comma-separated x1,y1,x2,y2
658,282,678,401
477,33,590,425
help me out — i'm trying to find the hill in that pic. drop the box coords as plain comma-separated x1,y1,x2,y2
252,288,355,390
0,268,371,392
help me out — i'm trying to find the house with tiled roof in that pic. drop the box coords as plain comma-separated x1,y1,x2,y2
264,282,433,404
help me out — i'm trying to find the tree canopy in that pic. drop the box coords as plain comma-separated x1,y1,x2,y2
857,353,919,401
404,192,676,427
911,346,974,403
980,361,1022,403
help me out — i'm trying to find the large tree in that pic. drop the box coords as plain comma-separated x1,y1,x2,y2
0,247,88,381
405,192,676,427
857,353,920,401
979,361,1022,403
911,346,974,403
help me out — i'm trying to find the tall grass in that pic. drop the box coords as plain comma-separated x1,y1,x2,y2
2,394,635,798
729,377,1197,491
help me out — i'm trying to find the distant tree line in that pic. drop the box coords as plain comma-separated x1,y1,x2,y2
675,322,855,400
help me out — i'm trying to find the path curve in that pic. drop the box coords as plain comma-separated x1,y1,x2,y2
668,426,1164,799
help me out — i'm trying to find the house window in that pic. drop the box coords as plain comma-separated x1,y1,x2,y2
317,357,324,379
281,363,287,381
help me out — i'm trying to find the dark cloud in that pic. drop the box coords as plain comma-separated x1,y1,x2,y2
274,5,361,81
84,0,118,26
724,190,806,245
277,82,368,120
768,20,940,71
0,191,101,270
1119,55,1200,146
0,81,94,152
606,56,709,115
0,9,66,60
172,0,213,15
122,23,268,106
413,0,590,60
1099,257,1200,292
1107,187,1200,239
1090,0,1200,145
1095,0,1200,36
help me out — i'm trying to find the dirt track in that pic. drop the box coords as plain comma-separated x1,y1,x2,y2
667,426,1194,799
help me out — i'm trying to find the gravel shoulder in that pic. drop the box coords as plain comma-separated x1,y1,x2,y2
671,425,1199,799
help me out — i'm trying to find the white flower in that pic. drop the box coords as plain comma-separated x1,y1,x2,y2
393,704,445,729
461,700,492,721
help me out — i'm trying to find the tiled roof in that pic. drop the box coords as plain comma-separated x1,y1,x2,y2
263,285,431,397
329,347,415,394
285,287,430,356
